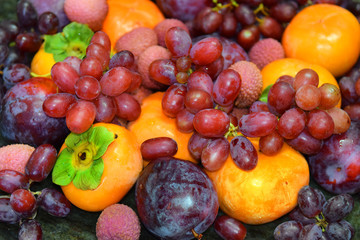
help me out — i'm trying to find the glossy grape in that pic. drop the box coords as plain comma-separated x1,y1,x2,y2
237,25,260,51
193,109,230,138
100,67,133,97
113,93,141,121
66,100,96,134
234,4,255,26
196,55,224,80
18,219,42,240
10,189,37,217
326,222,352,240
259,130,284,156
299,223,322,240
230,136,258,171
37,188,71,217
212,69,241,106
307,109,334,140
273,220,303,240
0,197,21,224
165,26,192,58
294,68,319,91
51,61,80,94
0,170,29,194
322,194,354,222
43,93,77,118
188,132,211,160
277,108,306,139
344,103,360,120
238,111,278,137
15,32,42,53
214,215,247,240
38,11,59,35
319,83,341,110
190,37,222,66
269,2,297,23
86,43,110,70
187,70,213,94
286,129,323,155
90,31,111,53
288,207,316,225
25,144,57,182
74,75,101,100
63,56,81,75
93,94,116,123
326,107,351,134
79,56,103,80
140,137,178,161
149,59,178,85
17,0,38,29
295,85,321,111
297,185,323,218
219,12,237,38
267,81,295,115
162,83,187,118
176,109,195,133
249,101,269,113
196,7,222,34
201,137,230,172
2,63,30,89
184,88,213,114
109,50,135,70
258,16,283,40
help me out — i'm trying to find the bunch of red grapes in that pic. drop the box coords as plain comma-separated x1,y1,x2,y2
0,144,71,239
42,31,142,134
0,0,60,67
274,185,355,239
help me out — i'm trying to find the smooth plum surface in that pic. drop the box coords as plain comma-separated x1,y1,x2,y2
135,157,219,240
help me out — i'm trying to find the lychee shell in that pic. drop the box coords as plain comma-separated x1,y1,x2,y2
229,61,263,108
249,38,285,70
96,204,141,240
0,144,35,174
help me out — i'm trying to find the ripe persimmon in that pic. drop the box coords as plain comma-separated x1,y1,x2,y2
206,138,310,225
101,0,165,49
30,45,56,77
282,4,360,77
261,58,341,107
53,122,143,212
128,92,196,165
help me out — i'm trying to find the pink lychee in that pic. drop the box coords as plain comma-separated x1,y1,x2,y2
115,27,158,59
0,144,35,174
64,0,108,31
249,38,285,70
229,61,263,108
96,204,141,240
137,45,172,91
154,18,189,47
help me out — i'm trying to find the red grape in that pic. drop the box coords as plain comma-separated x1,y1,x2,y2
100,67,133,97
259,131,284,156
187,70,213,94
66,100,96,134
295,85,321,111
149,59,178,85
93,94,116,123
277,108,306,139
51,61,80,94
212,69,241,106
188,132,211,160
0,170,29,194
230,136,258,171
190,37,222,66
10,189,37,217
184,88,213,114
318,83,341,110
161,83,187,118
165,26,192,58
86,43,110,70
90,31,111,53
193,109,230,138
175,109,195,133
109,50,135,70
37,188,71,217
80,56,103,80
18,219,42,240
38,11,59,35
306,109,334,140
113,93,141,121
294,68,319,90
267,81,295,115
238,112,278,137
140,137,178,161
0,197,21,224
42,93,77,118
201,137,229,171
297,185,323,218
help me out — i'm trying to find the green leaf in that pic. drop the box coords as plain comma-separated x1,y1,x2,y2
89,126,115,160
259,84,273,103
52,149,76,186
65,128,92,151
72,158,104,190
43,22,94,62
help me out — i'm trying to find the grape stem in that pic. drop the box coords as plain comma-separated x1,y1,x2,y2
314,212,328,232
211,0,238,12
224,122,242,138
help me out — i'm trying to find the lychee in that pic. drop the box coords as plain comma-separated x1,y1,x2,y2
0,144,35,174
154,18,189,47
64,0,108,31
249,38,285,70
96,204,141,240
229,61,263,108
137,45,171,91
115,27,158,59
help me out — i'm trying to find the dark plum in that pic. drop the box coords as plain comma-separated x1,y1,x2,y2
0,77,69,148
135,157,219,240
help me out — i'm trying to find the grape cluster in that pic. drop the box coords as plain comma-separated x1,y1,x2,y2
242,68,350,156
274,185,355,240
0,144,71,239
42,31,142,134
0,0,60,68
339,67,360,121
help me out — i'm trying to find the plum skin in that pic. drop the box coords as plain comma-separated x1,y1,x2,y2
308,121,360,195
135,157,219,240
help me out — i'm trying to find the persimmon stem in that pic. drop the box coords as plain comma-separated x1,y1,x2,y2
191,229,203,240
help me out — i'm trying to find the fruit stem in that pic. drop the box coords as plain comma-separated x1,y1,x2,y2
191,229,203,240
224,122,242,138
315,212,328,232
211,0,238,11
253,3,269,17
30,71,51,78
0,195,10,199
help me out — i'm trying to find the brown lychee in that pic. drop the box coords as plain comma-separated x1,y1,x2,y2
96,204,141,240
249,38,285,70
229,61,263,108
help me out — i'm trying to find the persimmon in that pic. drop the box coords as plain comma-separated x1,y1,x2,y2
206,138,309,225
261,58,341,107
101,0,165,49
282,4,360,77
128,92,196,165
52,123,143,212
30,45,56,77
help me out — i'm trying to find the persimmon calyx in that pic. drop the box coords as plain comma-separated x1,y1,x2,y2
44,22,94,62
52,125,115,190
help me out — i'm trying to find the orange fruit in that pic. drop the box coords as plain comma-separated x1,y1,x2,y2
128,91,196,165
261,58,341,107
102,0,165,49
60,123,143,212
282,4,360,77
30,45,56,77
206,138,309,225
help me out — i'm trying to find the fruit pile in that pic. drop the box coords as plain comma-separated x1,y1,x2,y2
0,0,360,239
